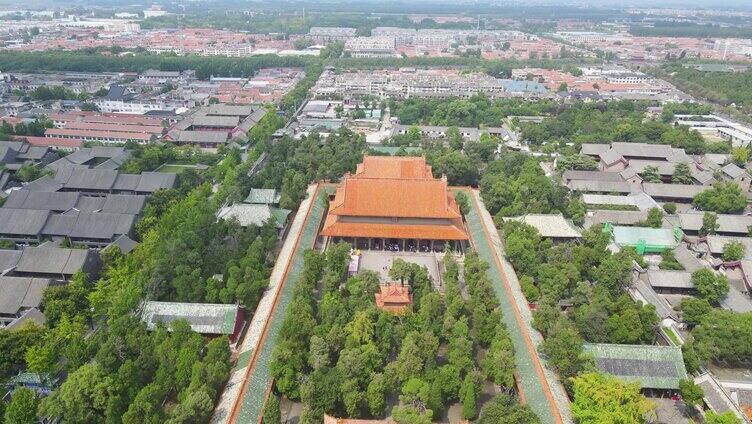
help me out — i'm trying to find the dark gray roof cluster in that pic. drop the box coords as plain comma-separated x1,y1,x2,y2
46,146,131,173
4,190,147,214
39,168,177,194
0,208,136,244
0,277,51,315
0,141,53,171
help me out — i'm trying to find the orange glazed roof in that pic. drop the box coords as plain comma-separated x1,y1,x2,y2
320,214,469,240
328,178,462,219
355,156,434,179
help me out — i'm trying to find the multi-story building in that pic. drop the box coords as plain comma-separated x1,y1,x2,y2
344,36,397,58
312,68,548,100
308,27,357,43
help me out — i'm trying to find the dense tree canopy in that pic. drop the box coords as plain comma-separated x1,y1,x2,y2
270,248,521,421
571,372,655,424
693,182,748,214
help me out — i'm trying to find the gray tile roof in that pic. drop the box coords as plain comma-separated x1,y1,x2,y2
504,214,582,239
4,307,45,330
645,269,694,290
0,277,51,315
582,192,659,211
42,211,136,240
0,250,22,272
642,182,708,200
567,179,632,194
0,209,49,236
585,210,648,228
695,373,747,420
107,234,138,254
217,204,290,229
3,190,80,212
561,170,626,183
678,213,752,235
631,279,678,320
720,285,752,313
191,115,240,128
60,168,119,190
48,168,176,194
722,163,746,179
168,130,229,145
133,172,176,193
13,246,93,276
99,194,147,214
205,104,256,117
244,188,281,205
141,301,240,335
705,235,752,257
23,176,63,193
583,343,687,390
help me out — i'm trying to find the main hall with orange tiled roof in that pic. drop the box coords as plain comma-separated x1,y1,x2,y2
320,156,469,252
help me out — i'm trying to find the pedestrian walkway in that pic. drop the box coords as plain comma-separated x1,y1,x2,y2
211,184,325,424
464,189,571,424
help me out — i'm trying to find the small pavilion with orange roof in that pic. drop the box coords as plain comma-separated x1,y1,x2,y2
320,156,469,252
374,283,413,313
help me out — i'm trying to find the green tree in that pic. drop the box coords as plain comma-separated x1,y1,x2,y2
682,339,701,373
680,297,712,326
646,207,664,228
700,212,719,236
731,147,749,166
571,372,655,424
723,240,746,261
539,316,590,379
477,393,540,424
4,387,39,424
454,191,470,215
262,393,281,424
640,165,662,183
693,182,747,213
39,363,113,423
663,202,677,214
659,250,685,270
692,268,730,303
672,162,694,184
556,155,598,171
706,411,743,424
679,378,704,408
392,405,433,424
446,126,464,150
366,373,388,417
692,309,752,365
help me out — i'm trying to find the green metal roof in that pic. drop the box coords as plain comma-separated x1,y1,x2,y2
609,225,682,253
583,343,688,390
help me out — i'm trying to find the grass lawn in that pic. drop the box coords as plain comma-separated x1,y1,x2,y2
663,326,681,346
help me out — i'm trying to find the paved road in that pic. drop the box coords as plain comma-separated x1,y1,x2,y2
464,189,571,424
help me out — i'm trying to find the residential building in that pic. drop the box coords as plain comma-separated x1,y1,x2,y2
166,103,266,149
308,27,357,42
344,36,397,58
